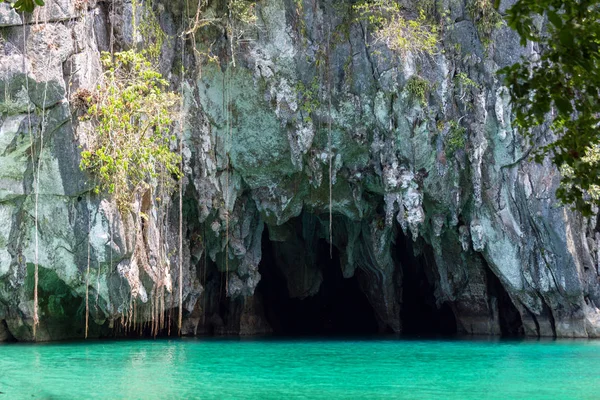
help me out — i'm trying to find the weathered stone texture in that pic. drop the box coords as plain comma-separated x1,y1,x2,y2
1,0,599,340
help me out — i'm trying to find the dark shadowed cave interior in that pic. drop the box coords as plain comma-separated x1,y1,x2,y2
393,233,458,336
485,262,525,337
250,214,526,338
257,234,381,336
255,219,466,338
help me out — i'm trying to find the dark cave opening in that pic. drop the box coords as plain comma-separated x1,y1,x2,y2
485,264,524,337
257,228,380,336
394,234,458,336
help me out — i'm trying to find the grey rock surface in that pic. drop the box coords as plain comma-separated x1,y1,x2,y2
0,0,599,340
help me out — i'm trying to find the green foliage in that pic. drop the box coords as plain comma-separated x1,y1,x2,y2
405,75,430,105
1,0,44,13
467,0,504,47
136,0,166,62
185,0,257,66
80,51,181,212
228,0,257,26
227,0,258,66
454,72,479,103
419,0,437,21
454,72,479,90
445,121,467,157
295,77,320,122
500,0,600,215
293,0,307,41
353,0,439,57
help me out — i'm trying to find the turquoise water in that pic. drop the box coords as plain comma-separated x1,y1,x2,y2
1,338,599,399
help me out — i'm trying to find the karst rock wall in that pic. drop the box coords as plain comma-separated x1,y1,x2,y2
0,0,599,341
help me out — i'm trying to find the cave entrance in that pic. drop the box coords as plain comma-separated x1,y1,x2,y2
395,234,458,336
257,227,379,336
485,264,524,337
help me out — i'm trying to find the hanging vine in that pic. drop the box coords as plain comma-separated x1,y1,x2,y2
225,65,230,295
20,12,50,339
182,0,258,299
70,0,261,336
79,51,181,212
76,48,181,336
177,0,188,335
327,25,333,259
21,13,38,339
85,193,91,338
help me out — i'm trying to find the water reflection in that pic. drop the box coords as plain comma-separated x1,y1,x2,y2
0,338,599,399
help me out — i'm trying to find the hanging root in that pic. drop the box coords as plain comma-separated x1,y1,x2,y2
327,25,333,259
32,67,50,340
178,164,183,335
177,55,185,336
225,66,231,295
21,12,38,340
85,227,90,338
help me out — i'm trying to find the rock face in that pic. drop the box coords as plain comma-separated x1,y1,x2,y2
0,0,599,341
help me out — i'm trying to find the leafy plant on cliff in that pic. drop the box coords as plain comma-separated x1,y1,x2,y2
293,0,307,41
455,72,479,91
228,0,257,26
0,0,44,12
295,77,320,123
445,121,467,157
353,0,439,57
499,0,600,215
184,0,257,68
467,0,504,47
79,50,181,212
454,72,479,105
405,75,430,105
135,0,167,63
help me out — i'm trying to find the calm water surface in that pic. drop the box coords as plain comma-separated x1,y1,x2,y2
0,337,599,399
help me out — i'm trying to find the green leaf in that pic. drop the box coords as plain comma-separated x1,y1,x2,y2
559,29,574,47
501,0,600,213
547,10,562,29
12,0,36,12
554,97,572,115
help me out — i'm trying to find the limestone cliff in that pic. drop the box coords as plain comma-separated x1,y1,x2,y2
0,0,599,341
